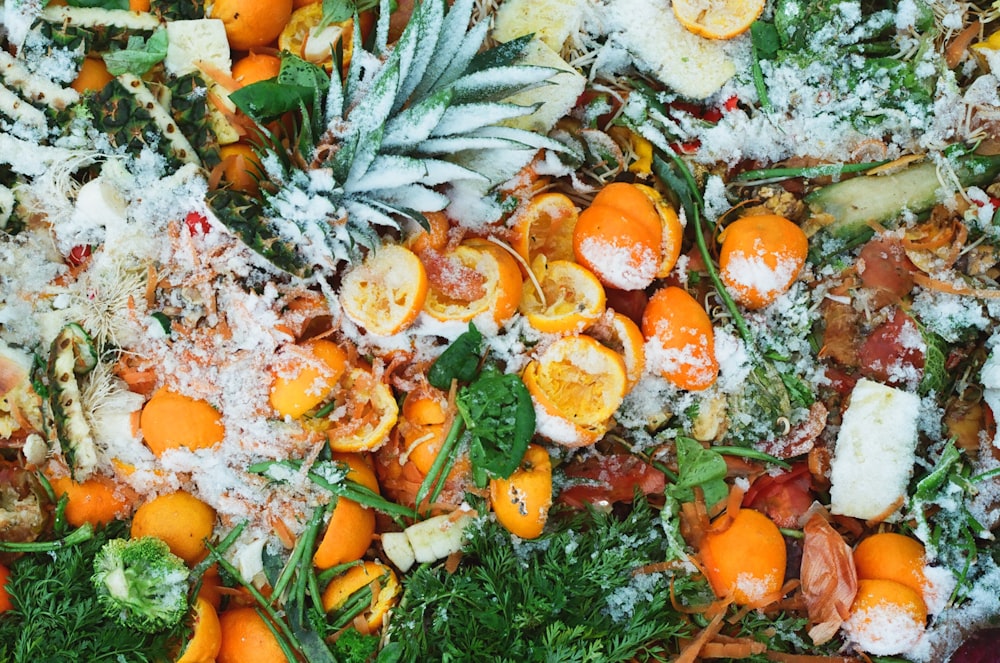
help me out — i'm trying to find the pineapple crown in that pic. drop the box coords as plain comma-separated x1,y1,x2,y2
218,0,577,276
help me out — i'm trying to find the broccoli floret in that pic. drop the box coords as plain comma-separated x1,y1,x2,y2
91,536,191,634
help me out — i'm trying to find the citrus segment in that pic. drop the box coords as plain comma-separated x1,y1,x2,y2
332,451,380,493
269,339,348,419
591,311,646,389
48,473,134,527
854,532,927,598
340,244,428,337
131,491,217,565
321,561,401,632
71,57,113,94
641,286,718,391
176,596,222,663
699,508,787,606
519,259,606,334
718,214,809,310
279,4,355,71
522,334,627,447
511,192,579,265
140,388,225,456
217,606,285,663
422,239,523,325
211,0,293,51
845,578,928,656
313,497,376,569
672,0,766,40
231,51,281,86
217,142,263,195
324,367,399,452
490,444,552,539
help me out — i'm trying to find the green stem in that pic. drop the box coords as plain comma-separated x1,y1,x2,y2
714,446,792,469
0,522,93,552
733,159,890,183
413,415,464,513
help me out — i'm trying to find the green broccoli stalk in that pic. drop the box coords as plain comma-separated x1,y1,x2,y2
91,536,191,634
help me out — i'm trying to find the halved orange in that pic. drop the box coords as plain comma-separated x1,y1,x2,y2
269,339,348,419
324,367,399,453
522,334,627,447
672,0,766,40
510,192,579,265
641,286,718,391
279,4,356,72
339,244,428,337
519,259,606,334
422,238,523,326
321,561,401,632
589,311,646,390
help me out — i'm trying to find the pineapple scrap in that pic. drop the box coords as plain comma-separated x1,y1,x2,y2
164,19,239,145
602,0,736,100
491,0,587,52
499,38,586,135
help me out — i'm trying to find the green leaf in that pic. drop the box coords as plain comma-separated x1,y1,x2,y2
458,367,535,483
102,29,167,76
750,20,779,59
919,328,948,396
67,0,128,8
669,437,728,505
321,0,355,26
427,323,483,389
230,81,316,123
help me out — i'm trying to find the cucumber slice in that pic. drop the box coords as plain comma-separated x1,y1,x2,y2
803,153,1000,241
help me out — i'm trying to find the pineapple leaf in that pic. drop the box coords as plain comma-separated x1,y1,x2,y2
411,0,476,99
423,18,491,94
413,135,537,154
419,158,488,185
366,184,450,211
345,154,431,193
448,65,556,103
381,88,453,151
372,0,392,55
393,0,445,112
344,124,385,189
208,190,310,277
467,34,534,73
344,199,402,233
431,102,541,137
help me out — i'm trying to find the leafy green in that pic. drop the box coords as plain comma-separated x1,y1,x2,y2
0,521,186,663
380,499,701,661
668,437,728,507
331,626,381,662
65,0,129,8
102,30,168,76
427,322,482,389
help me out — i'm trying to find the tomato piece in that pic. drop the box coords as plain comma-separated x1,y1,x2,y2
557,453,665,508
856,238,916,309
857,308,925,387
743,462,814,529
0,563,12,612
604,288,648,327
185,211,211,235
67,244,92,267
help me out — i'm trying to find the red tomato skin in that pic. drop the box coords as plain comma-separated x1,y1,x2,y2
743,463,814,529
0,563,13,613
856,238,916,309
604,288,649,327
857,308,925,386
67,244,92,267
185,211,211,235
557,454,665,509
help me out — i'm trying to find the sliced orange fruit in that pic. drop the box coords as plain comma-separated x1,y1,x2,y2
718,214,809,310
590,311,646,390
321,561,401,632
324,367,399,453
519,259,606,334
339,244,428,337
175,596,222,663
699,508,787,606
522,334,627,447
313,497,376,569
421,238,523,326
641,286,718,391
510,192,579,265
279,3,359,72
490,444,552,539
269,339,348,420
672,0,766,40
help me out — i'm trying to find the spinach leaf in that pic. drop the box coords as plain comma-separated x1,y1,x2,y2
66,0,128,8
102,30,167,76
458,366,535,486
427,323,482,390
230,55,329,125
668,436,728,507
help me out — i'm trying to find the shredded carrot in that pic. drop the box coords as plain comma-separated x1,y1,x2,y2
270,516,296,549
699,639,767,658
911,271,1000,298
675,608,728,663
444,550,463,574
945,20,981,69
196,60,242,92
